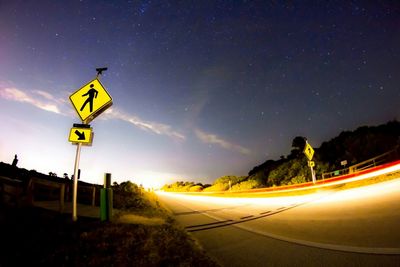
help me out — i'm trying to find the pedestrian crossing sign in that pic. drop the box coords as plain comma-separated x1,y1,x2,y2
69,78,113,124
303,141,315,161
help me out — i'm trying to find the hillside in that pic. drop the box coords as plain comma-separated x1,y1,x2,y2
163,121,400,192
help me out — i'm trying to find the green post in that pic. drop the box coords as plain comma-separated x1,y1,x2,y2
100,173,113,221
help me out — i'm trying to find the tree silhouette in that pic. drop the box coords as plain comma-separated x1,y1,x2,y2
288,136,307,159
292,136,307,150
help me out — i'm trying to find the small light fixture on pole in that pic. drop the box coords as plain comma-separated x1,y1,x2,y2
96,67,108,77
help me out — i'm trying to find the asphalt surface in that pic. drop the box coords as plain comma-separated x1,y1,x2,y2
157,178,400,267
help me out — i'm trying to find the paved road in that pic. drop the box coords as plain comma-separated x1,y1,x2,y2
157,178,400,266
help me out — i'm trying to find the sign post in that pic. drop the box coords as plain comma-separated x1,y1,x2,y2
303,141,316,184
72,142,82,221
308,160,316,184
68,68,112,221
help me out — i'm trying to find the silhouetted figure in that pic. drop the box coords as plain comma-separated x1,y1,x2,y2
11,154,18,167
80,84,98,112
71,169,81,180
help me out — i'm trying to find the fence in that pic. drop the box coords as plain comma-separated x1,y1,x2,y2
0,176,28,206
0,175,99,212
322,146,400,179
29,177,66,212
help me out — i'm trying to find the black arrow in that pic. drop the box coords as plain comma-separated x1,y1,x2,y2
75,130,86,140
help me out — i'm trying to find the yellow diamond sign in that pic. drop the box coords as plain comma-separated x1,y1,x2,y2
69,78,112,124
68,127,93,145
303,142,314,161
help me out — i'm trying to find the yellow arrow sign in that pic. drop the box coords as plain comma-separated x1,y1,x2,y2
68,127,93,145
69,78,112,124
303,142,314,161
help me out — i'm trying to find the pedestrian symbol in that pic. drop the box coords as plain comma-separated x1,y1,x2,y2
69,78,112,124
303,142,314,161
80,84,98,113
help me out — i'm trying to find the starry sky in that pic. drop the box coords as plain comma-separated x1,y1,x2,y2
0,1,399,188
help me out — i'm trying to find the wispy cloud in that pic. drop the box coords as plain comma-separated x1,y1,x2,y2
195,128,251,155
32,90,57,101
0,86,186,141
106,108,186,140
0,87,62,114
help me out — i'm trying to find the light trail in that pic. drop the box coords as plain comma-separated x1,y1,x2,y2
157,161,400,206
156,190,326,207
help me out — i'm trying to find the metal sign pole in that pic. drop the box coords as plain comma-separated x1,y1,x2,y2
68,68,110,222
310,165,316,184
72,142,82,221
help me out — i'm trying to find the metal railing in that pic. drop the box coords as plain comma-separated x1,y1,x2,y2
322,146,400,179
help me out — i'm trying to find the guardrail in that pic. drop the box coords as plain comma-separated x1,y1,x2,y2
77,184,98,206
0,176,29,206
29,177,66,212
0,175,99,212
322,146,400,179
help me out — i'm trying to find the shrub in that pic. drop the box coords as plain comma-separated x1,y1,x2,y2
287,175,307,185
203,183,229,192
189,185,203,192
231,180,262,191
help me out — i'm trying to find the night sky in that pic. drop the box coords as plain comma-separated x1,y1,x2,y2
1,1,399,188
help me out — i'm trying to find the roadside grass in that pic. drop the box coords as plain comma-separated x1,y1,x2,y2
0,186,220,267
115,213,165,225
